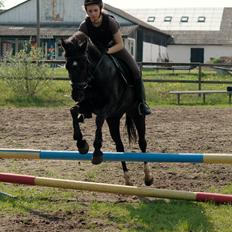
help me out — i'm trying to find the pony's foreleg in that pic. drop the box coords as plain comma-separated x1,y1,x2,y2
106,118,133,186
92,116,105,165
70,105,89,154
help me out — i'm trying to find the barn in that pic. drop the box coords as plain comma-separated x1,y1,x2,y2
127,7,232,63
0,0,171,62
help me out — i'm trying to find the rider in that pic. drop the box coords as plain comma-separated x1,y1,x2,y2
78,0,151,115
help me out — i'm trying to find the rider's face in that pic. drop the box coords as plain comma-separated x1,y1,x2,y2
86,4,101,23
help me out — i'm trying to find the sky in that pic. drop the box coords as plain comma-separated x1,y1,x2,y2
2,0,232,9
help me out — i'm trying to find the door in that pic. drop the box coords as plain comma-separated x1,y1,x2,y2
190,48,204,63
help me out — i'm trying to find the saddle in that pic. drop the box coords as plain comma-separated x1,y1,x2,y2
109,55,134,86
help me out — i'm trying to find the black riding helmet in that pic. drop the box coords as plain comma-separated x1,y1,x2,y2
84,0,103,8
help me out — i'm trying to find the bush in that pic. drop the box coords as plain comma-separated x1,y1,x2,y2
0,42,52,97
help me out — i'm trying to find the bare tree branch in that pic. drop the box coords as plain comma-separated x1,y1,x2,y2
0,0,4,8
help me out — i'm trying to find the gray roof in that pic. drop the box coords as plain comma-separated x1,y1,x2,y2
0,25,76,37
126,8,224,31
127,7,232,45
104,3,170,37
0,25,138,37
168,8,232,45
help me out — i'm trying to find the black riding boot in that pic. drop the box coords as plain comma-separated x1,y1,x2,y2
134,79,151,115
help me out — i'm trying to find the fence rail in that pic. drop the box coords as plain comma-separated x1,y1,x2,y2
1,60,232,89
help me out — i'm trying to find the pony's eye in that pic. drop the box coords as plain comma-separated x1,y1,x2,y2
73,61,78,66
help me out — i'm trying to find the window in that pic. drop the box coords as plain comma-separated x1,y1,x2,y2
198,16,206,22
180,16,189,22
147,16,155,22
124,38,135,58
164,16,172,22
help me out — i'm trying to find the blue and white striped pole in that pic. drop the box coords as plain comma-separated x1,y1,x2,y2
0,148,232,163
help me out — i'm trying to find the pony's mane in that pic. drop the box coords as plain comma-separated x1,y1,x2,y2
68,32,88,44
68,32,101,58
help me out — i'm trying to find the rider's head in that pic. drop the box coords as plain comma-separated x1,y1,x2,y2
84,0,103,8
84,0,103,12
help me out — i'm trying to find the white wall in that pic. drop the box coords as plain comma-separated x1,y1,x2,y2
167,45,191,62
167,45,232,63
143,42,168,62
204,46,232,62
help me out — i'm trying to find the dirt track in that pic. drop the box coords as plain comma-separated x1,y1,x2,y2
0,107,232,231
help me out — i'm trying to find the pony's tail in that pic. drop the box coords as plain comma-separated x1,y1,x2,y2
125,114,137,144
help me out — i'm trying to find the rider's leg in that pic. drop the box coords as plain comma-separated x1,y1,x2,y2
134,78,151,115
113,49,151,115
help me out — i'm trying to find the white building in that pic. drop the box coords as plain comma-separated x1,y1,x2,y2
127,8,232,63
0,0,171,62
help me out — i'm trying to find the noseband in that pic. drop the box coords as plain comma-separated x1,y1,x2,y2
66,54,92,91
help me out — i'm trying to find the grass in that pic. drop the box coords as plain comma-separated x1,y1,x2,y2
1,67,232,107
0,183,232,231
0,79,73,107
142,68,232,107
90,200,228,232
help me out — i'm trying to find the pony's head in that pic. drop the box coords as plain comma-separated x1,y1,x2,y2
61,32,90,102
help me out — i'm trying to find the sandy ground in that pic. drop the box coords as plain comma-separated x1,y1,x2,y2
0,107,232,231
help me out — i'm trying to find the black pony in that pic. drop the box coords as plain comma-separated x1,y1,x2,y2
61,32,153,186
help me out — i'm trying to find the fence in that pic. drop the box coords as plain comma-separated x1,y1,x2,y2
140,62,232,91
1,60,232,91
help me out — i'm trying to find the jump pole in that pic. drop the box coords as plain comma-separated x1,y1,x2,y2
0,172,231,204
0,148,232,164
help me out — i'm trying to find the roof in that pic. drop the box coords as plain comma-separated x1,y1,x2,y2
126,8,224,31
0,25,139,37
0,25,75,37
104,3,170,38
168,8,232,45
127,7,232,45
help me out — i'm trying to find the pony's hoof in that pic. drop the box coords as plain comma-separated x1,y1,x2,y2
92,152,103,165
144,177,154,186
77,140,89,154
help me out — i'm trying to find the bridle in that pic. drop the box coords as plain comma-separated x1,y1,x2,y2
65,54,92,91
65,52,105,92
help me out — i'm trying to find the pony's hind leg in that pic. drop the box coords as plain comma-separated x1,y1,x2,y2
133,115,154,186
106,117,133,186
70,105,89,154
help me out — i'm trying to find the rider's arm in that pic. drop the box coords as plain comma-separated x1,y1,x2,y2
107,30,124,54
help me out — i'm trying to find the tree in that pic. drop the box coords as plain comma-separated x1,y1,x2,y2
0,41,52,97
0,0,4,8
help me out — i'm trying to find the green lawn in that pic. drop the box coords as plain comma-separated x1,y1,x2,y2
1,179,231,232
0,67,232,107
